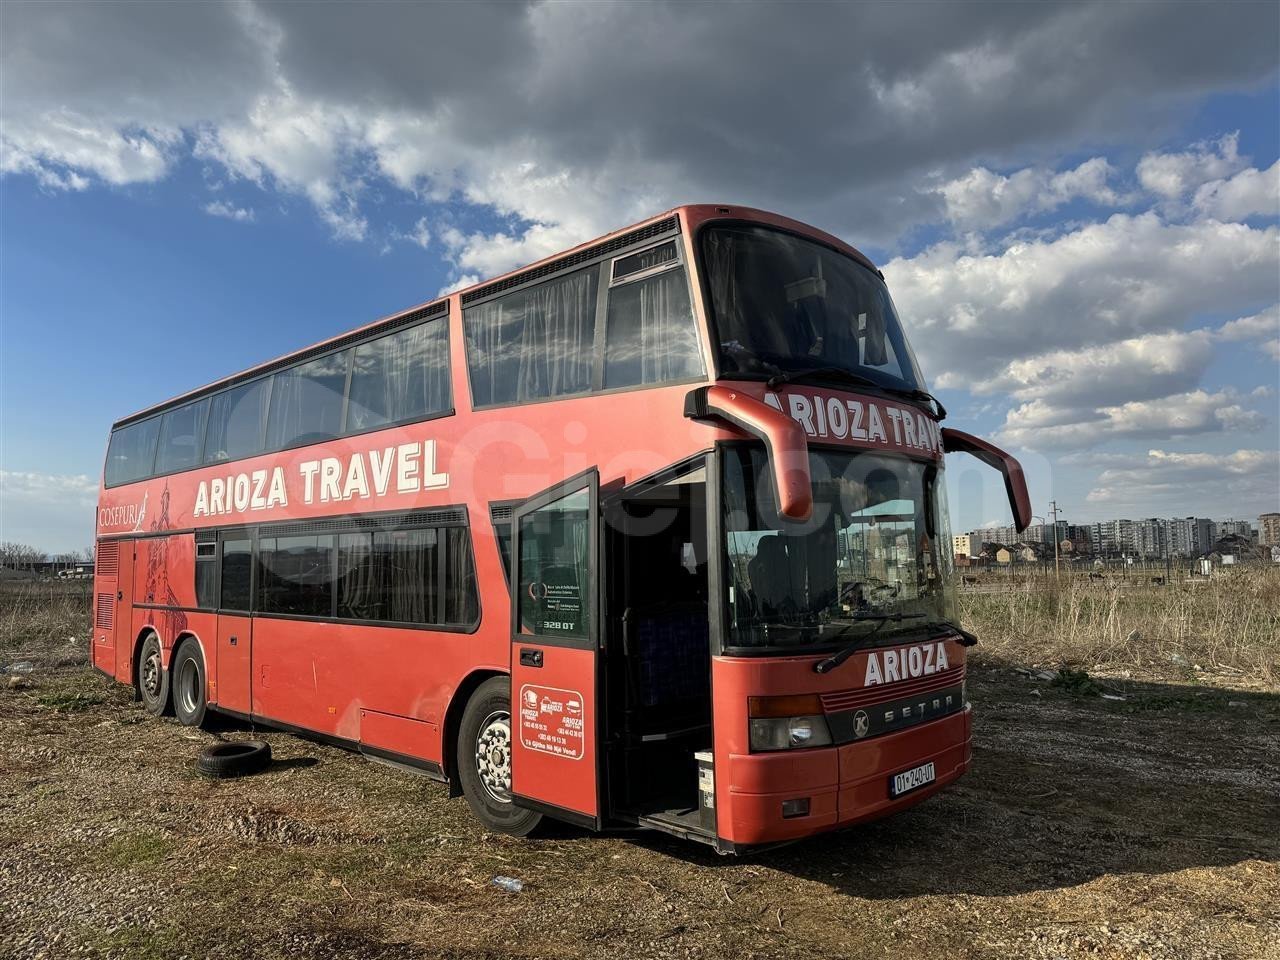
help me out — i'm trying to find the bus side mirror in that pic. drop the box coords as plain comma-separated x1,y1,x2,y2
685,385,814,521
940,428,1033,533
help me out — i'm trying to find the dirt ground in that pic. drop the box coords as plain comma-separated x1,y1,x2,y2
1,619,1277,958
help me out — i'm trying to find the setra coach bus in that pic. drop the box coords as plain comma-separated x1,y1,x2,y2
92,204,1030,852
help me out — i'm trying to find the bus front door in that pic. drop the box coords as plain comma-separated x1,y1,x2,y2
509,469,602,828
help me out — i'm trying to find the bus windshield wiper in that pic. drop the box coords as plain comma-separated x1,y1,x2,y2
919,620,978,647
812,612,926,674
766,366,883,392
881,385,948,420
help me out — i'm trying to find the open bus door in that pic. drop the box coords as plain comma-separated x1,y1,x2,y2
509,468,603,828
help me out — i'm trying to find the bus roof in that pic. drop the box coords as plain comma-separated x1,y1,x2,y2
112,204,878,429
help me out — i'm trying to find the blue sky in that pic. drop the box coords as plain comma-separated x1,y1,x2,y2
2,1,1277,553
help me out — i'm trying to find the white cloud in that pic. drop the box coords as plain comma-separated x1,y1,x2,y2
203,200,255,222
981,329,1214,409
1217,303,1280,342
887,212,1280,381
997,389,1266,449
0,471,99,555
1086,448,1279,514
1193,160,1280,220
1136,133,1246,200
934,157,1123,230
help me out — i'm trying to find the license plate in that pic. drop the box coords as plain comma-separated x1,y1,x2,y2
889,761,936,798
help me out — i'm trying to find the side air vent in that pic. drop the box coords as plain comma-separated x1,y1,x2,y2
96,541,119,578
461,216,680,306
490,504,514,524
95,594,115,631
261,506,469,538
114,300,449,429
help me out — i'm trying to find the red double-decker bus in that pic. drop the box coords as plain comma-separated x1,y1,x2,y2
91,204,1029,851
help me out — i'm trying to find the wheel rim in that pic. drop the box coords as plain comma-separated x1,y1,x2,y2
475,710,513,804
141,646,161,701
177,657,200,716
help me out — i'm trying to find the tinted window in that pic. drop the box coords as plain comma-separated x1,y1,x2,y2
205,379,269,463
195,541,218,608
258,534,335,616
517,488,589,639
702,225,924,391
494,523,513,584
155,399,209,474
105,418,161,486
604,266,702,388
266,351,350,450
220,538,252,610
335,527,478,626
464,266,599,406
347,320,450,431
613,240,679,280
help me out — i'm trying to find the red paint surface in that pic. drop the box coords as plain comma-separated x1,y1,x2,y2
710,638,969,845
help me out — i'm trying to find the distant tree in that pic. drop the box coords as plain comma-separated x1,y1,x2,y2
0,542,47,570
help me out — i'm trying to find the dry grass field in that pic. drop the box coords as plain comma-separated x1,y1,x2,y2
1,575,1277,960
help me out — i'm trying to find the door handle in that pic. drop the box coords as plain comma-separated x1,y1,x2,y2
519,647,543,668
229,635,238,646
116,591,123,601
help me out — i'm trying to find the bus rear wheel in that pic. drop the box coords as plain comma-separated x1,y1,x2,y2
137,632,171,717
457,677,542,837
171,640,211,729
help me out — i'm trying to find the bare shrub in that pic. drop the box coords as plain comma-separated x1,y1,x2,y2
961,565,1280,683
0,580,91,667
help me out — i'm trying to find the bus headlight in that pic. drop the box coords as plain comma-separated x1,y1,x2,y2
747,695,833,751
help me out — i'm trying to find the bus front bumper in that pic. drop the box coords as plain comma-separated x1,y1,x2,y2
723,706,971,846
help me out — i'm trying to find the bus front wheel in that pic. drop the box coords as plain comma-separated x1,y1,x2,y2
136,632,171,718
457,677,542,837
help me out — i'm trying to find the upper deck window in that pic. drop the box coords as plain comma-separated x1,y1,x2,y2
105,417,160,486
154,398,209,474
347,317,450,431
266,350,350,450
465,266,599,406
204,378,270,464
604,242,703,389
701,225,924,393
463,237,705,408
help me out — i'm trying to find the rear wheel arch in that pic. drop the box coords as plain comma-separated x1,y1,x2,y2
443,669,506,796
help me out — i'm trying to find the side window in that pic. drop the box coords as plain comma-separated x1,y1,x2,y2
464,266,599,407
105,417,161,486
266,350,350,450
220,537,252,611
195,540,218,608
258,534,335,617
155,398,209,474
517,488,590,639
604,247,702,388
495,523,513,585
334,524,479,626
347,319,450,432
205,379,269,464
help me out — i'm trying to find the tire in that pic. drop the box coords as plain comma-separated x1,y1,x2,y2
136,632,171,717
197,740,272,778
171,640,211,729
457,677,542,837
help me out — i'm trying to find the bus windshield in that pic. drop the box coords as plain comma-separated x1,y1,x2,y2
722,446,956,650
702,225,924,393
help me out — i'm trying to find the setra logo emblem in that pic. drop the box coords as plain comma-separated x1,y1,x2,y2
864,641,949,687
853,710,870,738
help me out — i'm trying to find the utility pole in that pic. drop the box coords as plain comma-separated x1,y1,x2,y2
1049,499,1061,580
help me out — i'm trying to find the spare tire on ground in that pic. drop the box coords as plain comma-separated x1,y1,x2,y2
197,740,272,778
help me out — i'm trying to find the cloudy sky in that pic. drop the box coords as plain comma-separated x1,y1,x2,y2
2,0,1278,552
